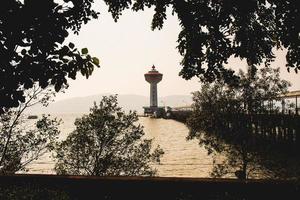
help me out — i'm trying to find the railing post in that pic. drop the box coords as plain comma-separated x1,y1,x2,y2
296,96,298,115
281,98,285,114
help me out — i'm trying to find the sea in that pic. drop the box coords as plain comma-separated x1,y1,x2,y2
26,113,216,177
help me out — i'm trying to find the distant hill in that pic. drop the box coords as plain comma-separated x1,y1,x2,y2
26,94,193,114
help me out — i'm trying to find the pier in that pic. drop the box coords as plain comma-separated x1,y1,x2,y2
165,90,300,149
222,113,300,148
165,105,192,122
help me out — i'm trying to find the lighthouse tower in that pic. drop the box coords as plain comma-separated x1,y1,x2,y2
143,65,164,116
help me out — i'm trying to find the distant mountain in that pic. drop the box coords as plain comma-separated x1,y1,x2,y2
159,95,193,108
26,94,193,114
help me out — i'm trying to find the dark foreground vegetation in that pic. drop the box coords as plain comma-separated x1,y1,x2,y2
1,0,300,113
54,95,164,176
1,0,300,199
0,175,299,200
0,95,163,176
186,67,300,180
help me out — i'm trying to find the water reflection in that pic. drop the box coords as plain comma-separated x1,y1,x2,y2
28,115,216,177
139,117,215,177
27,114,299,179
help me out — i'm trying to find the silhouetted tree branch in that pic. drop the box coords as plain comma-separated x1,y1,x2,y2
104,0,299,83
0,0,100,113
0,85,61,174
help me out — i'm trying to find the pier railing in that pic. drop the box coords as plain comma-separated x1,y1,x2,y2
168,109,300,148
0,174,299,199
222,113,300,148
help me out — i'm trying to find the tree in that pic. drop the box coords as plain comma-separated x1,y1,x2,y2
187,67,291,179
2,1,298,113
0,85,61,174
239,66,291,114
54,95,163,176
186,81,255,179
103,0,299,82
187,81,242,137
0,0,100,113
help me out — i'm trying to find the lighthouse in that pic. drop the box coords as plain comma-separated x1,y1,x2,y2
143,65,164,117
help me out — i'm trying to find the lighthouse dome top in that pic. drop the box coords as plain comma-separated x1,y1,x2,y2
151,65,157,71
145,65,162,75
144,65,163,84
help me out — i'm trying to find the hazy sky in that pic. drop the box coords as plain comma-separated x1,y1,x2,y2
55,2,299,101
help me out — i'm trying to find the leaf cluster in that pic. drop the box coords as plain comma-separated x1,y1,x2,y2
104,0,299,82
0,0,100,113
0,86,61,174
0,112,60,174
55,95,163,176
186,67,291,179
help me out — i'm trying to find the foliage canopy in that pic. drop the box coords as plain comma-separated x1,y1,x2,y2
0,86,60,174
103,0,299,82
187,67,292,179
55,95,163,176
0,0,100,113
2,0,299,112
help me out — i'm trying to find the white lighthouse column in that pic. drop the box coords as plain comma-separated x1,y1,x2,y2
150,83,158,107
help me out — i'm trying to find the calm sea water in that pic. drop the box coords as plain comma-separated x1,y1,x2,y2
27,113,215,177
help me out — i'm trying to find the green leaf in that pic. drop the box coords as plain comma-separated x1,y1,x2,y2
54,84,60,92
21,49,27,55
69,42,75,49
81,48,88,54
68,71,76,80
92,57,100,66
62,58,69,63
80,68,85,76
